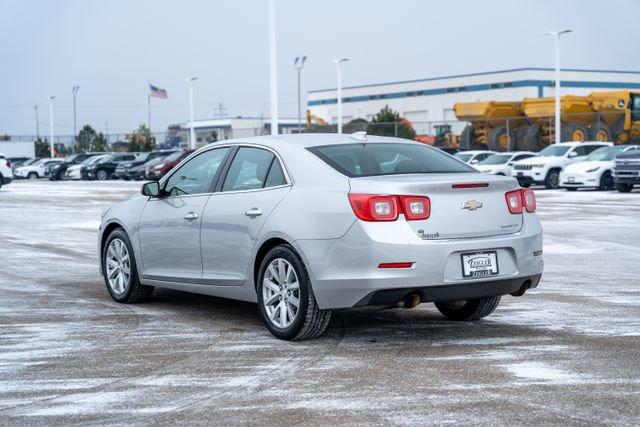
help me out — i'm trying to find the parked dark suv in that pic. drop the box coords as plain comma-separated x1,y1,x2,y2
47,152,103,180
83,153,136,180
114,150,178,180
613,146,640,192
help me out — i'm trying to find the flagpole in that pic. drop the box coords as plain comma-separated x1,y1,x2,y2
147,94,151,132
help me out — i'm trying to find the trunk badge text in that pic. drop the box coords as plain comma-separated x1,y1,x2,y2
461,200,483,211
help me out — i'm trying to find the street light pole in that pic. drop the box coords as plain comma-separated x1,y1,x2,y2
294,56,307,132
545,29,572,144
34,104,40,140
185,76,198,149
268,0,278,135
332,58,348,134
48,96,55,157
72,85,80,148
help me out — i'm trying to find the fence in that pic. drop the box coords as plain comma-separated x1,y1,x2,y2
2,111,634,156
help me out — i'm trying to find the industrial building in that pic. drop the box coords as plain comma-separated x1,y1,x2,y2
166,117,300,146
307,68,640,134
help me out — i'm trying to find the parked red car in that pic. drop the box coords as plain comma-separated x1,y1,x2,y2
145,150,194,180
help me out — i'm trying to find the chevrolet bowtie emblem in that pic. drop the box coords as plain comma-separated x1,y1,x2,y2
461,200,483,211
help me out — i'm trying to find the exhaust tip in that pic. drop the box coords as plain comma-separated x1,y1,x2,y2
510,279,532,297
403,293,421,309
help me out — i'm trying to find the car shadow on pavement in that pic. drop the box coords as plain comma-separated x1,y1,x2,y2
138,288,547,346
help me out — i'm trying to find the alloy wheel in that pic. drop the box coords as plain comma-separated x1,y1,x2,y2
262,258,300,329
105,238,131,295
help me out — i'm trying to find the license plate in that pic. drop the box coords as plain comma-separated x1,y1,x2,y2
461,251,499,278
568,176,575,183
517,172,524,177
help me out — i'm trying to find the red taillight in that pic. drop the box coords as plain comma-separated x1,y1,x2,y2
399,196,430,220
348,194,399,221
505,188,536,214
522,188,536,212
5,160,10,168
505,189,523,214
348,194,431,222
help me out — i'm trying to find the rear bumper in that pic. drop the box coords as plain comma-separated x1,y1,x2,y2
295,214,544,309
559,171,599,188
2,176,13,185
355,274,542,306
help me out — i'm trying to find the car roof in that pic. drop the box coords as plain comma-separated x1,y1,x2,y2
455,150,495,154
557,141,612,146
203,133,427,150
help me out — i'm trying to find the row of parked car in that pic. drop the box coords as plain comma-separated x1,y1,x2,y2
3,142,639,193
6,149,194,183
452,141,640,192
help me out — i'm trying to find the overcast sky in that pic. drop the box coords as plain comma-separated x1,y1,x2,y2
1,0,639,136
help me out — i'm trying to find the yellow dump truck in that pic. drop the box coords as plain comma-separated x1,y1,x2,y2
454,90,640,152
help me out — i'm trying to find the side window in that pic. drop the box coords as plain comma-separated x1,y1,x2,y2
573,145,601,156
165,147,230,196
476,153,490,161
583,145,603,155
222,147,275,192
264,159,287,187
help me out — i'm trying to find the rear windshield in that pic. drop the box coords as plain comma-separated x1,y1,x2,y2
308,143,475,178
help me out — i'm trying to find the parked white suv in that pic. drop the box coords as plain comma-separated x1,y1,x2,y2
476,152,537,176
0,153,14,189
511,142,612,189
14,158,64,179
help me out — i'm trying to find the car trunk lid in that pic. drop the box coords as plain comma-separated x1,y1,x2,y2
348,173,523,239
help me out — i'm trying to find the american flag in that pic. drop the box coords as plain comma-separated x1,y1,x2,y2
149,84,167,99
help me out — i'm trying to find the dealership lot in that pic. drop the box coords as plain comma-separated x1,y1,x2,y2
0,180,639,424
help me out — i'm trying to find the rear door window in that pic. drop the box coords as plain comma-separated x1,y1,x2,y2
308,143,475,178
222,147,275,191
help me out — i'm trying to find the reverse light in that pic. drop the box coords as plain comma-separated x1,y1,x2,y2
399,196,430,220
505,189,524,214
348,194,399,221
505,188,536,214
522,188,536,212
348,194,430,222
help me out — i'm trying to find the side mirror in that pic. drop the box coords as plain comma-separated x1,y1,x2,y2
568,151,578,158
470,159,479,165
142,181,160,197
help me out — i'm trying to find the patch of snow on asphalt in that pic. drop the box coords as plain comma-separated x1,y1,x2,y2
503,362,581,383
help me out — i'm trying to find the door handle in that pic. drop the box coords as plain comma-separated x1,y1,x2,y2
183,212,198,221
245,208,263,217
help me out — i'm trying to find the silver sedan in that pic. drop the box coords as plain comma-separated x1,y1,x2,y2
99,133,544,340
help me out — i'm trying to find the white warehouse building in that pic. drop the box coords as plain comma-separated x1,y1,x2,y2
307,67,640,134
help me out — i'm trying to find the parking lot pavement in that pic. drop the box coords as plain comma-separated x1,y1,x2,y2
0,180,639,424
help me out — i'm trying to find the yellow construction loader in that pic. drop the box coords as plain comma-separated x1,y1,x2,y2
454,90,640,152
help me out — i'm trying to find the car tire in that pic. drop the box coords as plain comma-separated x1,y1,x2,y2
96,169,109,180
598,171,614,191
435,296,501,321
544,169,561,189
616,183,633,193
28,172,38,180
102,228,154,303
257,244,331,341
